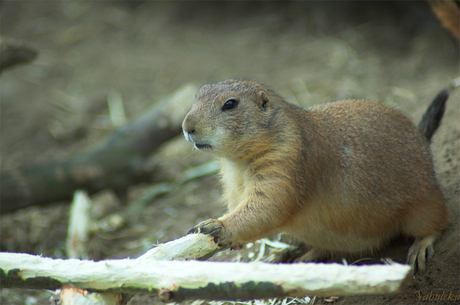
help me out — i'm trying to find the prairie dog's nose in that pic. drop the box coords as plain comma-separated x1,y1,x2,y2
182,114,196,134
185,127,195,134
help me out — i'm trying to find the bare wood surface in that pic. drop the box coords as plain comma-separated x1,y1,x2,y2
0,234,412,302
0,84,198,214
0,37,38,72
50,286,127,305
66,191,92,259
137,233,219,261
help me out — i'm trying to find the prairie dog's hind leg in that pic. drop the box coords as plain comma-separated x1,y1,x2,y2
407,236,436,274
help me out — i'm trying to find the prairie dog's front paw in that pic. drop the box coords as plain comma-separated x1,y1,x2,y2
187,219,223,236
188,219,240,249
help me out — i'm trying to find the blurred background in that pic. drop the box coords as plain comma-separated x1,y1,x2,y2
1,1,459,304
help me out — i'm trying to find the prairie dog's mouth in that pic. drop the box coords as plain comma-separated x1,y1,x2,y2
195,143,212,150
184,133,212,150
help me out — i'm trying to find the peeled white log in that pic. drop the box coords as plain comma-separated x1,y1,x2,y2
0,235,412,303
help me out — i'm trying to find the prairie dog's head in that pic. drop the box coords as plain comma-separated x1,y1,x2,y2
182,79,277,159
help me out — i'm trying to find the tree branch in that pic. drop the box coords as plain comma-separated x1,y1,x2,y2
0,37,38,72
0,84,198,214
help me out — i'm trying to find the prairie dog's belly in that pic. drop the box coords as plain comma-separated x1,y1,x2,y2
284,212,400,253
285,226,389,253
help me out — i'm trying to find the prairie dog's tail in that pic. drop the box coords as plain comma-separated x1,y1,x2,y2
418,90,449,142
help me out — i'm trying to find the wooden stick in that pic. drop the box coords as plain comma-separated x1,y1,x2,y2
137,233,219,261
66,190,92,259
0,234,412,302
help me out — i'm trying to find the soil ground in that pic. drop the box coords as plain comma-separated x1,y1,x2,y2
1,1,459,305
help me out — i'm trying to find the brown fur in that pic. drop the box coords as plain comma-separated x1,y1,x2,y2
182,79,449,273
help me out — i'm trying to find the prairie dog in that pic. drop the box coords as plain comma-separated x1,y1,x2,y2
182,79,449,273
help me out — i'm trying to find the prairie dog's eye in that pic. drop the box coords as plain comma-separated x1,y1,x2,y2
222,99,238,111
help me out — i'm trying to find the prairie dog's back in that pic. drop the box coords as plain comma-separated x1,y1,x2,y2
292,100,446,244
309,99,436,193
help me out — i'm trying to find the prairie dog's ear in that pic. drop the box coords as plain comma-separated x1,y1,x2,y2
257,91,274,110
